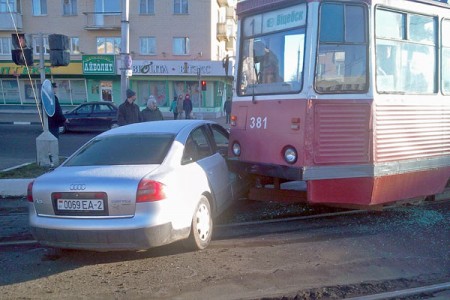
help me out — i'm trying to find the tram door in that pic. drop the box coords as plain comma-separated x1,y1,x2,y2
100,81,112,101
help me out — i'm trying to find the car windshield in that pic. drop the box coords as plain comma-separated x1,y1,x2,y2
64,133,175,166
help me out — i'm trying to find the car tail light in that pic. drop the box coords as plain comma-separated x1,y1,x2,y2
27,181,34,202
136,179,166,202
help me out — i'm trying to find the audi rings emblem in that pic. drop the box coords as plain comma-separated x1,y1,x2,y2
70,184,86,191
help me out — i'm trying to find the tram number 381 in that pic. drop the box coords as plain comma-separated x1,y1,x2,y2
249,116,268,129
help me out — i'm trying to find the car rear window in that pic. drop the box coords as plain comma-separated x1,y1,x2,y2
64,134,174,166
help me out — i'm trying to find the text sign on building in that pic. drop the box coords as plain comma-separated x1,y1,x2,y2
128,60,225,76
82,55,116,75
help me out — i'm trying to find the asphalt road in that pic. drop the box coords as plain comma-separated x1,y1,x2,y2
0,123,97,170
0,111,227,171
0,198,449,299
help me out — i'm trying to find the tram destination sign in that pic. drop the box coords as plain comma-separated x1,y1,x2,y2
243,3,306,37
82,55,116,75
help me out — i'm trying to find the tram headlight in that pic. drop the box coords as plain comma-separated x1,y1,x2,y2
283,146,297,164
232,142,241,156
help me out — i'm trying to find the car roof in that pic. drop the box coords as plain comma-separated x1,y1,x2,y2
77,101,117,107
98,120,217,137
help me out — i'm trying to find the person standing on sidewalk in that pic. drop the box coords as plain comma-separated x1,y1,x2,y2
223,97,232,124
48,82,66,139
169,96,179,120
141,96,164,122
183,94,193,119
117,88,142,126
176,94,184,119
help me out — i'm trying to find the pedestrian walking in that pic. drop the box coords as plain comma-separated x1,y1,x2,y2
224,97,232,124
117,88,142,126
183,94,193,119
169,96,178,120
142,96,164,121
48,82,66,139
177,95,184,119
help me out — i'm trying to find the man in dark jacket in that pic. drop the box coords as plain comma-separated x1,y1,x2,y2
141,96,164,121
117,88,142,126
48,82,66,138
183,94,193,119
223,97,232,124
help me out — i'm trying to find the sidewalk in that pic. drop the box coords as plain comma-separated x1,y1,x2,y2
0,108,229,198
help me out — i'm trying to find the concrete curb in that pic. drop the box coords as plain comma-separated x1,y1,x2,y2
0,179,33,198
0,121,41,125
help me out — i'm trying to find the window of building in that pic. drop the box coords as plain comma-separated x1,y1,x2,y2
174,0,188,14
32,0,47,16
33,36,49,55
375,9,436,94
140,0,154,14
0,0,19,13
95,0,120,12
0,37,11,55
63,0,77,16
136,81,167,107
140,37,156,55
53,79,88,104
70,37,80,54
173,37,189,55
443,19,450,95
0,79,19,104
96,37,121,54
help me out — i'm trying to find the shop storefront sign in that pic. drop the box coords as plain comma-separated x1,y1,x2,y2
83,55,115,75
129,60,226,77
0,62,82,76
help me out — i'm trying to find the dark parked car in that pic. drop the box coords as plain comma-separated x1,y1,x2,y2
62,101,118,133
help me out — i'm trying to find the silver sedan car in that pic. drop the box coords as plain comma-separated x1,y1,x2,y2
28,120,245,251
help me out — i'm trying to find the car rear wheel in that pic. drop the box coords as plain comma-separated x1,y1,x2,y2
184,196,212,250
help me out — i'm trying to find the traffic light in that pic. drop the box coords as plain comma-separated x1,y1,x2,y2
201,80,207,91
11,33,33,66
49,34,70,67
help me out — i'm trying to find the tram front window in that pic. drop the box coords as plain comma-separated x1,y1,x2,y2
238,3,306,96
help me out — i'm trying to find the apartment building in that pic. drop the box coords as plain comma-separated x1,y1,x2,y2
0,0,236,118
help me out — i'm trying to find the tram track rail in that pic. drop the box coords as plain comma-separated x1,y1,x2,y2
1,192,449,247
345,282,450,300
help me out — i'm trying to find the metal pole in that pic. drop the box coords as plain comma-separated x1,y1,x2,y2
39,33,49,132
120,0,130,100
36,32,59,167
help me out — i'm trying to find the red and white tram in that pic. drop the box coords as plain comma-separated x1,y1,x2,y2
228,0,450,207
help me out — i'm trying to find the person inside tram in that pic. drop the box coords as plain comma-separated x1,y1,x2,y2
253,40,282,84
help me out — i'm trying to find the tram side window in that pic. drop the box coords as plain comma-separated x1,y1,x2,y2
443,19,450,95
375,9,436,94
315,3,368,94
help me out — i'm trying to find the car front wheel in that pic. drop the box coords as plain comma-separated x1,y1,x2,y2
184,196,212,250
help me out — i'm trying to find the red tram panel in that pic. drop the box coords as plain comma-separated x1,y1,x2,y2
228,0,450,207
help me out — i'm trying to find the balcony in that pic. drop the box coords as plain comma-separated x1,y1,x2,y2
0,12,22,31
217,22,227,41
217,22,236,42
83,12,121,30
217,0,229,7
225,38,235,51
226,7,236,21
